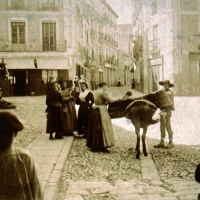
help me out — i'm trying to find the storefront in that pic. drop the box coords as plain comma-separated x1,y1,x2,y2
0,57,69,96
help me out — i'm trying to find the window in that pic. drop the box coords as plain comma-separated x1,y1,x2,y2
180,0,197,11
151,0,157,15
43,0,56,10
153,25,158,39
152,24,159,52
42,22,56,51
11,22,25,44
10,0,25,9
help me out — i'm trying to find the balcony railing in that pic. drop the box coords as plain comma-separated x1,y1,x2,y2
91,29,96,38
103,14,117,30
99,32,104,40
42,3,56,10
103,34,118,47
99,55,104,65
8,1,25,10
149,38,160,54
0,40,67,52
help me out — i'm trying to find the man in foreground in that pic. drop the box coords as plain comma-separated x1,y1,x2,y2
0,112,44,200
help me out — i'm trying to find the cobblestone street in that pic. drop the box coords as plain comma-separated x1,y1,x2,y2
3,87,200,200
56,87,200,200
3,96,46,148
56,125,200,200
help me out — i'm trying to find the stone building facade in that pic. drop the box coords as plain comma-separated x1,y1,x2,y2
118,24,134,87
131,0,200,96
0,0,119,96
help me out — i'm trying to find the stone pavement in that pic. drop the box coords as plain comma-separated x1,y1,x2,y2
27,128,200,200
26,134,74,200
4,87,199,200
60,133,200,200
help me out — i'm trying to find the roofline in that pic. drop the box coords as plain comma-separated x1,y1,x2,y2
100,0,119,18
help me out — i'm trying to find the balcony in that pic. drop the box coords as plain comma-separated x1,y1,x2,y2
149,38,160,54
99,55,104,65
0,40,67,52
8,1,25,10
105,56,117,65
42,3,56,10
99,32,104,40
103,14,117,30
91,29,96,38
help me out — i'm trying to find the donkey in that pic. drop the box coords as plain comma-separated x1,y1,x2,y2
108,98,158,159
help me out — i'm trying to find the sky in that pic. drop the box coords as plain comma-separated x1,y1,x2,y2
106,0,133,24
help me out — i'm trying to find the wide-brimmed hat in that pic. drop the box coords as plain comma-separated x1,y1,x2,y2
159,80,174,87
0,112,24,132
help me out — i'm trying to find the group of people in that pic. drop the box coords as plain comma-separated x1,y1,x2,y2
45,75,176,151
45,74,119,152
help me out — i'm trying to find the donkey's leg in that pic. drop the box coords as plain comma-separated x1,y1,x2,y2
134,125,141,159
142,126,148,156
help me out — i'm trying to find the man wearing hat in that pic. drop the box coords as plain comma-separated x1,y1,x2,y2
154,80,175,149
0,112,43,199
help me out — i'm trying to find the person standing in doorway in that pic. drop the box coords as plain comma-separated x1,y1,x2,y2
73,76,80,88
117,78,121,87
131,78,135,89
154,80,175,149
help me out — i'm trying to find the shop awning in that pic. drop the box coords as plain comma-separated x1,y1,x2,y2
6,58,69,70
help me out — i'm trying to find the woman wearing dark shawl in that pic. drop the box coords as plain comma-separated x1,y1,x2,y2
87,82,117,152
76,82,94,138
46,81,63,140
60,80,77,136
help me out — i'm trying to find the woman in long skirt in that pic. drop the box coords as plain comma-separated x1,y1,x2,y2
60,80,77,136
87,82,117,152
46,81,63,140
76,82,94,138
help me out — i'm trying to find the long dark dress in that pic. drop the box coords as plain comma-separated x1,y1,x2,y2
76,91,94,136
60,89,77,136
87,89,116,149
46,90,63,134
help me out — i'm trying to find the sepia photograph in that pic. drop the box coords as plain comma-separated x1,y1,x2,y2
0,0,200,199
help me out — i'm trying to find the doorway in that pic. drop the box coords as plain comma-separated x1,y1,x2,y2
13,70,26,96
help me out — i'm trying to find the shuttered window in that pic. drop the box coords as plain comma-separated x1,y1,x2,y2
11,22,25,44
42,22,56,51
